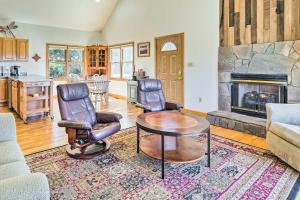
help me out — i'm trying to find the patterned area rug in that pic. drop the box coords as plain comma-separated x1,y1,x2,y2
26,127,300,200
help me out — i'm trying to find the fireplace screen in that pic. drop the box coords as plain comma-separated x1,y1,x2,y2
231,74,287,118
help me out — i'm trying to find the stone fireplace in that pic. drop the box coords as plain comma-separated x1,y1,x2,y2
207,40,300,138
231,73,288,118
218,41,300,113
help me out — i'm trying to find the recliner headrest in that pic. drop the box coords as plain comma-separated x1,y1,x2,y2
138,79,162,92
57,83,89,101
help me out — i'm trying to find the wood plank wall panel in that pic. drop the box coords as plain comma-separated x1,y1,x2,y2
251,0,258,43
277,0,285,41
223,0,230,47
240,0,246,44
284,0,293,40
220,0,225,46
263,0,270,42
257,0,264,43
270,0,277,41
220,0,300,47
292,0,300,39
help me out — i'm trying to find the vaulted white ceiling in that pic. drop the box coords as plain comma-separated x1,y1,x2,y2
0,0,118,31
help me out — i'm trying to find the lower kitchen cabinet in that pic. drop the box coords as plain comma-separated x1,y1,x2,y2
11,80,19,112
9,76,53,123
0,78,8,106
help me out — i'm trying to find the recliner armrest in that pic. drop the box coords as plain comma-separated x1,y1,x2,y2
96,112,122,123
136,103,151,112
165,102,183,111
266,103,300,130
58,120,92,130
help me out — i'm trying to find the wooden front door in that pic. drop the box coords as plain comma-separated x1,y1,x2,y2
155,33,184,104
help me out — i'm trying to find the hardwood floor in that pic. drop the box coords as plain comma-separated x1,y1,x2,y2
0,97,266,156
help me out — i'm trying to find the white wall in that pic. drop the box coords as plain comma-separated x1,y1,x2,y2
102,0,219,112
0,20,102,76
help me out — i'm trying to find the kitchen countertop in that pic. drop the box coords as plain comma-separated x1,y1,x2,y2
0,75,52,82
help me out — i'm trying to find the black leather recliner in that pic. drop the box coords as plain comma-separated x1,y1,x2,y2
57,83,122,159
137,79,183,112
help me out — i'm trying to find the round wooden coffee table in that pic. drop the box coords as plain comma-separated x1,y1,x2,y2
136,111,211,179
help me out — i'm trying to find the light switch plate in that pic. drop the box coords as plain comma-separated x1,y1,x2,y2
188,62,194,67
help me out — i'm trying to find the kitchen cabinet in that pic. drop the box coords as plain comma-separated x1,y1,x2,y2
0,37,29,61
0,78,8,105
86,45,108,76
3,38,16,61
10,76,53,123
11,80,19,112
0,38,3,61
16,39,29,61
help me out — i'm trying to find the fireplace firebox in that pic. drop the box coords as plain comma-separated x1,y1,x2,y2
231,73,288,118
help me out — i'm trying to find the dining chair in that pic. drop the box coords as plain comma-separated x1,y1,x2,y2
89,74,109,107
68,74,81,83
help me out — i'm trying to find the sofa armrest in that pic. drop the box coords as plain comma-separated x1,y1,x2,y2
0,172,50,200
96,112,122,123
0,113,16,142
266,103,300,130
165,102,183,111
58,120,92,130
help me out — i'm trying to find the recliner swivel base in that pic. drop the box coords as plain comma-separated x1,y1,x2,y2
65,139,111,159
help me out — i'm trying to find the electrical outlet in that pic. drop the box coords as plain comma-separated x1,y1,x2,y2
198,97,202,103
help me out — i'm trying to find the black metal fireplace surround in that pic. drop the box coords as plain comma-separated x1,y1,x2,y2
231,73,288,118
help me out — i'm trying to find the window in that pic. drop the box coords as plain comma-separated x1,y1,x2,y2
109,43,134,80
161,41,177,52
69,47,84,75
47,44,85,80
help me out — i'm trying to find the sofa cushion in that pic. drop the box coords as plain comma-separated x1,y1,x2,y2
0,141,24,165
0,161,30,180
269,122,300,148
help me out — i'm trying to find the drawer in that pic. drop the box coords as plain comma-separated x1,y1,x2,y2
24,81,50,87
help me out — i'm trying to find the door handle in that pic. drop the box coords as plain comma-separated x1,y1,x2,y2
178,70,183,80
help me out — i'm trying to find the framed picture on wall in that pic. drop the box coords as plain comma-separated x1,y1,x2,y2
137,42,150,57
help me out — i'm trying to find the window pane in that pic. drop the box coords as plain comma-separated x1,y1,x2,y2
122,63,133,79
69,48,84,62
49,47,66,62
122,46,133,62
161,42,177,52
111,63,120,79
49,63,66,78
69,63,83,76
110,48,121,62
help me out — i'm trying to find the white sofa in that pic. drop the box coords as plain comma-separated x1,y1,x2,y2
266,103,300,172
0,113,50,200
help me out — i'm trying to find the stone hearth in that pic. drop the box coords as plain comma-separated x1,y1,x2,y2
207,111,266,138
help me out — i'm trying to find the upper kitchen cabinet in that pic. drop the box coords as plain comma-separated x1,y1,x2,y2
16,39,29,61
2,38,16,61
1,37,29,62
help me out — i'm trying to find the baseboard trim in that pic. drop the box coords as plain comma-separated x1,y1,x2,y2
182,108,207,118
109,93,127,100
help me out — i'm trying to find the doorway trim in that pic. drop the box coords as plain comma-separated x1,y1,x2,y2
155,32,185,105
